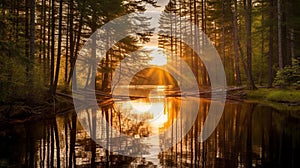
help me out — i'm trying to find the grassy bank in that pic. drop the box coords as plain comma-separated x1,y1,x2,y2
246,88,300,104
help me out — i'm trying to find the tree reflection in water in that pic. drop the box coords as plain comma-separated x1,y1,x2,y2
0,98,300,167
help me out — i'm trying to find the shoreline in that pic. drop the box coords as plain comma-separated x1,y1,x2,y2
1,88,300,128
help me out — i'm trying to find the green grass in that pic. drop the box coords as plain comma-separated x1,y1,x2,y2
246,88,300,103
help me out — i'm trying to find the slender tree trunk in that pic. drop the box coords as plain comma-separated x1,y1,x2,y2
268,0,274,87
47,0,52,86
43,0,47,83
68,13,83,86
222,0,226,66
277,0,283,70
290,28,295,60
244,0,257,89
193,0,199,82
29,0,35,88
281,0,288,66
25,0,30,76
53,0,63,94
65,1,70,83
68,0,75,85
232,0,242,86
50,0,56,94
259,2,265,86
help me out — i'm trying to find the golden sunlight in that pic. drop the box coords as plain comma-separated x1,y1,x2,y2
148,47,167,66
129,89,168,127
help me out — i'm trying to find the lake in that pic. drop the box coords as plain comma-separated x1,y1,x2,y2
0,93,300,167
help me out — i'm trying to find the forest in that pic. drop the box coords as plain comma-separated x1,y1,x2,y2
0,0,300,168
0,0,299,104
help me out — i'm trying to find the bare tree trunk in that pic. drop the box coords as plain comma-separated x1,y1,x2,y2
53,0,63,94
243,0,257,89
29,0,35,88
43,0,47,84
68,0,75,85
50,0,56,94
222,0,226,66
290,28,295,60
259,2,265,86
25,0,29,66
65,1,70,83
68,14,83,87
268,0,274,87
47,0,52,86
232,0,242,86
277,0,283,70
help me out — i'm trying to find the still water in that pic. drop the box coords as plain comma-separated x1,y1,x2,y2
1,95,300,167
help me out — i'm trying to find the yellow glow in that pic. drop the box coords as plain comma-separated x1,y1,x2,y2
148,48,167,66
130,99,152,113
128,89,168,128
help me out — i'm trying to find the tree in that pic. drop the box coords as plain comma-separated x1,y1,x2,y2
243,0,256,89
268,0,274,87
277,0,283,70
232,0,242,86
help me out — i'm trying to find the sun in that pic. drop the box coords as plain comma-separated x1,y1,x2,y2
147,47,168,66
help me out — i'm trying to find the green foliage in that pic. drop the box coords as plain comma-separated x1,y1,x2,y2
0,9,47,104
273,59,300,88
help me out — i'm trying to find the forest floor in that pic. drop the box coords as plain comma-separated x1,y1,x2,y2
0,95,74,129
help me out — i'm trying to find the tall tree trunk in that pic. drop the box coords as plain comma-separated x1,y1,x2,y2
43,0,47,83
232,0,242,86
47,0,52,86
68,0,75,85
290,28,295,60
65,1,70,83
259,2,265,86
244,0,256,89
68,13,83,87
29,0,35,88
193,0,199,83
277,0,283,70
25,0,30,75
50,0,56,94
222,0,226,66
268,0,274,87
53,0,63,94
281,0,289,66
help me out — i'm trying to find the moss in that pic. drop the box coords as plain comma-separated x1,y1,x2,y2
246,88,300,104
246,88,269,99
266,90,300,103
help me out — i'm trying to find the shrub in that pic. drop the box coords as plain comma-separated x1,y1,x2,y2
273,59,300,89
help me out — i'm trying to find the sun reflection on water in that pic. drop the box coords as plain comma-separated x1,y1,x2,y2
115,86,178,135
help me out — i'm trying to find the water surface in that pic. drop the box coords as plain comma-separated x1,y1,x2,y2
1,95,300,167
